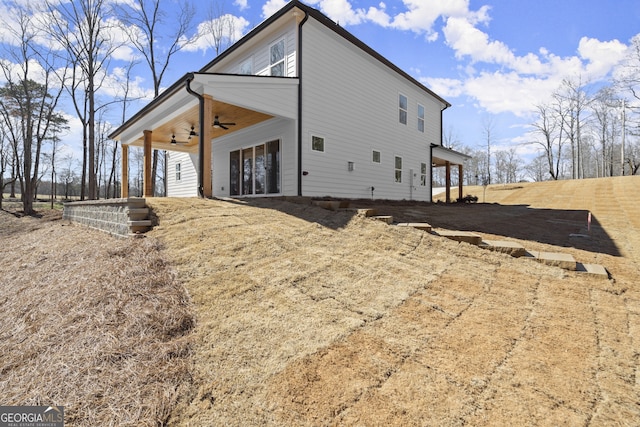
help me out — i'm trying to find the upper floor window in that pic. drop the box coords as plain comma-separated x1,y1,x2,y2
239,58,252,75
417,104,425,132
270,39,285,76
399,94,408,125
311,135,325,152
372,150,381,163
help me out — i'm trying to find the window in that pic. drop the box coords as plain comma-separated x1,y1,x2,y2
372,150,381,163
418,104,425,133
239,58,252,75
175,163,181,181
270,39,285,76
395,156,402,183
311,135,324,152
399,94,408,125
420,162,427,186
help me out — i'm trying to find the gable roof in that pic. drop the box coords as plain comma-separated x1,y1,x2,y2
109,0,449,141
199,0,450,108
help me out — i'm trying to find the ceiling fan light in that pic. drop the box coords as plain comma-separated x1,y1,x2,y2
171,134,177,144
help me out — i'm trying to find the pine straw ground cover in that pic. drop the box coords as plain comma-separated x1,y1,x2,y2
145,180,640,426
0,209,194,426
2,175,639,426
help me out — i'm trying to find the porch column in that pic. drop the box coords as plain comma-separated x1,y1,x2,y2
202,95,213,198
143,130,153,197
458,164,464,201
445,161,451,203
121,144,129,198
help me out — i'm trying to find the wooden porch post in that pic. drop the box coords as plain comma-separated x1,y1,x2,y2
143,130,153,197
458,164,464,201
445,161,451,203
121,144,129,198
202,95,213,198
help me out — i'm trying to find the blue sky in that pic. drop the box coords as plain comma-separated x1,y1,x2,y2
2,0,639,166
181,0,638,160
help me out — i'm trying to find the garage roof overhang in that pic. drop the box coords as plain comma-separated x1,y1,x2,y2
108,73,299,153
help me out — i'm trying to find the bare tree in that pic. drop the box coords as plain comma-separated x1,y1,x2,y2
481,117,496,185
204,2,238,56
556,77,591,179
114,0,197,196
530,102,568,180
0,5,68,215
45,0,118,200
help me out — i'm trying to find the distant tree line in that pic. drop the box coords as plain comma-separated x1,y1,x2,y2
0,0,236,214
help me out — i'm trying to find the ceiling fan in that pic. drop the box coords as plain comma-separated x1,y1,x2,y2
170,133,188,145
187,125,199,140
213,115,236,130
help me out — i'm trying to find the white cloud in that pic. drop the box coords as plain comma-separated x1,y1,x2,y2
262,0,288,19
234,0,249,11
578,36,628,79
182,15,251,54
423,77,464,98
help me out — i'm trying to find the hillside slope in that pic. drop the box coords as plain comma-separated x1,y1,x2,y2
145,177,640,426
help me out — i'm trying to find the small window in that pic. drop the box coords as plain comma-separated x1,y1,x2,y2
399,94,408,125
418,104,425,133
420,162,427,186
372,150,381,163
239,58,252,75
270,39,285,76
175,163,181,181
395,156,402,183
311,135,324,152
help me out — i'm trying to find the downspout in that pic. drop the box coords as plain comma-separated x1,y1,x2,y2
297,10,309,196
185,73,206,198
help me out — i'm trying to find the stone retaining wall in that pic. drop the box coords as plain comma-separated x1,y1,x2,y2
63,198,150,237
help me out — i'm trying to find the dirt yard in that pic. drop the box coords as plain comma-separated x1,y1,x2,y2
1,175,639,426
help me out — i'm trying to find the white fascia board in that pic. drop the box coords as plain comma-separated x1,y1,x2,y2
119,89,198,145
432,145,472,165
193,74,299,119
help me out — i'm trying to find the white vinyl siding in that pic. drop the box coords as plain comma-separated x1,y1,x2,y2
299,19,441,200
201,20,297,77
211,117,296,198
166,151,198,197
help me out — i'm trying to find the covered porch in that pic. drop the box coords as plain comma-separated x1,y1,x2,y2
431,145,471,203
109,73,299,198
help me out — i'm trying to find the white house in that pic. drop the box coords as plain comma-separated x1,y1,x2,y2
109,0,469,202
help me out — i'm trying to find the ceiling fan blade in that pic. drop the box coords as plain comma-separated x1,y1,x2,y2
220,124,229,130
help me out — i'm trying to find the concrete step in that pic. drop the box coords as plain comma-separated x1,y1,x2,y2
479,240,527,257
371,215,393,224
128,219,152,234
576,263,609,278
525,251,577,271
127,208,150,221
433,229,483,245
396,222,432,232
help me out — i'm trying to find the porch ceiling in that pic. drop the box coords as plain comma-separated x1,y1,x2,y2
432,145,471,166
126,100,273,153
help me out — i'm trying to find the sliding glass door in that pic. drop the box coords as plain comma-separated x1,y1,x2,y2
230,140,280,196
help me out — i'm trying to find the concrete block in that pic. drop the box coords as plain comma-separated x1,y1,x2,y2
479,240,527,257
525,251,577,271
434,230,483,245
396,222,432,232
576,263,609,278
371,215,393,224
